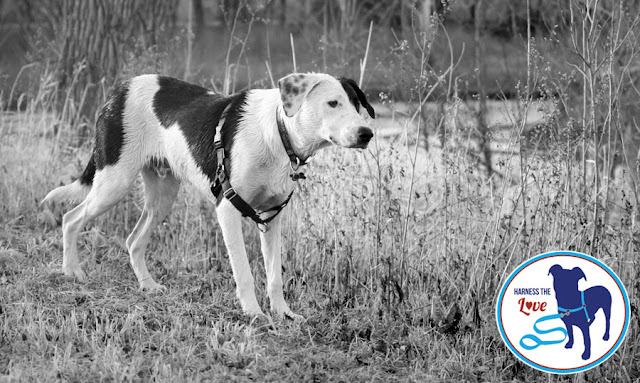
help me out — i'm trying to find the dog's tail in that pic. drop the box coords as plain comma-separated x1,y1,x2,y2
42,153,96,205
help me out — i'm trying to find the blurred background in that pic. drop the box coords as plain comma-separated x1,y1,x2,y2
0,0,586,101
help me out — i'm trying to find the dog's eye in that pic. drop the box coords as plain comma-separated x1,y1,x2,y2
328,100,338,108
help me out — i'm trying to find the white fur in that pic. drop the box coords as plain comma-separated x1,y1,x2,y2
43,73,373,321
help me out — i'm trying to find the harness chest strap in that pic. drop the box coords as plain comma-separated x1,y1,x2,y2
557,290,590,322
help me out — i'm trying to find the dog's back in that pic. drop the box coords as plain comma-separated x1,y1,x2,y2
43,75,239,205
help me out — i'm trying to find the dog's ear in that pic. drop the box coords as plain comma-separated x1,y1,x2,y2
278,73,323,117
572,267,586,282
339,77,376,119
548,264,562,276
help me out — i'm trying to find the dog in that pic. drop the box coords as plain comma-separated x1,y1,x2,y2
548,265,612,360
42,73,375,320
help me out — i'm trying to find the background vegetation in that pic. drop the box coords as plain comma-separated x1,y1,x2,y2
1,0,639,381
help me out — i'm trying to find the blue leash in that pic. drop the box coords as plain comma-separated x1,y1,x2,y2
519,291,589,350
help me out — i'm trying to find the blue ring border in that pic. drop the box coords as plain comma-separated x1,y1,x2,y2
495,250,631,374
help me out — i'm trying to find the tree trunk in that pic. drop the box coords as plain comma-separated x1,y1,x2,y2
473,0,493,176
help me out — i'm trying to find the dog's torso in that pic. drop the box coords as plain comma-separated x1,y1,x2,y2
107,75,294,210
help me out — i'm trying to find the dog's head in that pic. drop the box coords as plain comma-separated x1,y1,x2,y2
548,265,586,293
278,73,375,149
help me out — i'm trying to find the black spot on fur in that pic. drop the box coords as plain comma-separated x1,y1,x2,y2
78,153,97,186
219,92,248,178
94,80,130,169
339,77,375,119
292,86,299,95
153,76,246,183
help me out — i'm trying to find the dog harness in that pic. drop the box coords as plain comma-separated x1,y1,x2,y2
519,291,590,350
211,107,306,232
557,290,591,322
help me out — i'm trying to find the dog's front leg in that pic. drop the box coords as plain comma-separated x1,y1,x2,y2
580,325,591,360
259,213,303,321
216,199,264,317
563,320,574,349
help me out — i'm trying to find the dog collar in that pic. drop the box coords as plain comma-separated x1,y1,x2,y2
276,109,307,181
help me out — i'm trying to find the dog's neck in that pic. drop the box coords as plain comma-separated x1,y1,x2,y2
277,106,329,162
245,89,328,165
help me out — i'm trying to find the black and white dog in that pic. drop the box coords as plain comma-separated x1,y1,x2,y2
43,73,375,320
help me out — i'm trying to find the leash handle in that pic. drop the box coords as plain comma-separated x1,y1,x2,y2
519,313,568,350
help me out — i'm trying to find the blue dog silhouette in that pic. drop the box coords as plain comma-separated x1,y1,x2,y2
548,265,611,360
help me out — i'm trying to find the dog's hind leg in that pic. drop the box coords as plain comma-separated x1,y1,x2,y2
259,214,303,321
586,285,612,341
61,167,137,280
216,199,264,317
126,166,180,292
602,296,611,341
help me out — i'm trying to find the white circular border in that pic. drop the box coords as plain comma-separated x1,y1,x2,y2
496,251,631,374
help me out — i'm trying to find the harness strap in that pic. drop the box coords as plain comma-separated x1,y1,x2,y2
557,290,590,322
210,106,296,233
581,290,590,321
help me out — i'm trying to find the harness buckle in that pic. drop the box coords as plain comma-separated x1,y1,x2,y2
223,188,237,200
257,223,268,233
290,157,301,171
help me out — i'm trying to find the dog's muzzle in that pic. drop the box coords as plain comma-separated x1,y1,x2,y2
355,126,373,148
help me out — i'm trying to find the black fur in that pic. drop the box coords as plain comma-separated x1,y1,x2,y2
219,92,248,178
94,80,130,171
153,76,246,183
338,78,375,119
78,153,97,186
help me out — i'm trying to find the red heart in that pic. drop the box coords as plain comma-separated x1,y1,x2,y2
526,302,532,310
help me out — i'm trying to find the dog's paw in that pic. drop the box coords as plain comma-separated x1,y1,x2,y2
283,311,305,322
139,279,167,293
581,350,590,360
564,341,573,349
249,312,274,329
603,333,610,341
271,303,305,322
62,265,87,282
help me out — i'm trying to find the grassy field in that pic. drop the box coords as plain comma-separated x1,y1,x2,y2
1,87,639,382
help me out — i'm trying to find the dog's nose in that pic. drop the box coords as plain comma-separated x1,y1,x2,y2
357,126,373,144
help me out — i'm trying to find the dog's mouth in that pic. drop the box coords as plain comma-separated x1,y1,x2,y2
329,136,371,149
349,141,370,149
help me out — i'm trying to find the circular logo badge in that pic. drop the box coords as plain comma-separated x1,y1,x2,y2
496,251,630,374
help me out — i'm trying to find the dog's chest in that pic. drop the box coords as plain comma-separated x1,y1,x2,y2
234,160,295,211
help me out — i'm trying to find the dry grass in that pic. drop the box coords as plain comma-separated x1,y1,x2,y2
1,84,639,382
